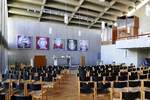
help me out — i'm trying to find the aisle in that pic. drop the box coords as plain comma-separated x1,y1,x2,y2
47,72,110,100
47,73,78,100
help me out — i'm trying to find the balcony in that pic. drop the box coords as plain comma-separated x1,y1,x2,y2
116,33,150,49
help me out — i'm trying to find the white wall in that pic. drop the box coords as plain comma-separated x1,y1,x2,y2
101,44,150,67
134,1,150,34
101,45,138,66
7,18,101,65
116,37,150,49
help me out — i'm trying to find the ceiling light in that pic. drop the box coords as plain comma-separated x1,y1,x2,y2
64,14,68,24
49,27,52,35
114,22,118,27
78,30,81,37
101,21,105,29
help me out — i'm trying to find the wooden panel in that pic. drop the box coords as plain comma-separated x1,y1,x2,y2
130,27,139,36
80,55,85,66
117,27,127,38
117,16,139,39
112,26,117,44
34,55,46,68
101,41,112,45
133,16,139,28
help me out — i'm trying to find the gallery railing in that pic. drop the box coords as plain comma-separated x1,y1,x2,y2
117,32,150,40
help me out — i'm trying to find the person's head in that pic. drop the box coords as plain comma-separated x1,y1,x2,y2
112,61,116,65
130,63,134,66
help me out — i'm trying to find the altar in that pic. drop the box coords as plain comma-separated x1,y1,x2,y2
53,55,71,66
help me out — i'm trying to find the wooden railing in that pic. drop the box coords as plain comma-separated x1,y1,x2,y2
101,32,150,45
101,40,113,45
117,32,150,40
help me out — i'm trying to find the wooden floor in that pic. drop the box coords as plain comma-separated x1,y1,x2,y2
47,72,110,100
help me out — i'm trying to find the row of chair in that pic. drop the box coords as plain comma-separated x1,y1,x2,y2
78,78,150,100
78,64,150,100
79,73,150,82
0,65,69,100
78,65,150,82
2,65,66,82
0,94,32,100
78,65,149,74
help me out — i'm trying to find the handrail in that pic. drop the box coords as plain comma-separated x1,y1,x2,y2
117,32,150,40
102,33,150,45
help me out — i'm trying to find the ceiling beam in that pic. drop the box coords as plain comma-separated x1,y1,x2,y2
86,0,111,7
111,5,128,13
15,0,43,5
7,2,41,11
53,0,78,6
105,10,122,16
81,3,104,12
101,15,116,21
92,23,101,26
8,8,40,18
86,0,128,13
67,0,85,24
77,9,99,17
42,16,64,21
88,0,117,28
70,20,90,26
39,0,47,21
45,3,74,12
8,15,38,20
117,0,135,7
